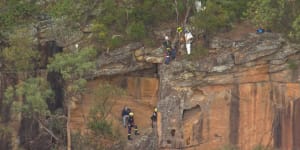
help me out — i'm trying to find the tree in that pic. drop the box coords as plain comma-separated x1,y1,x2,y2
0,0,39,31
88,83,125,137
190,0,230,47
6,78,53,119
47,47,97,150
289,15,300,41
245,0,285,29
4,78,61,147
190,0,248,47
0,27,39,72
86,83,125,149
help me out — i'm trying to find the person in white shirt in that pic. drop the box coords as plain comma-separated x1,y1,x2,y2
184,30,193,55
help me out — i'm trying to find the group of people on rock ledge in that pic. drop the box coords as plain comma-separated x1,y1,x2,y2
121,106,158,140
163,26,194,64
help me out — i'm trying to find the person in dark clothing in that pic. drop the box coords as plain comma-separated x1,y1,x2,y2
151,107,158,128
163,36,171,49
121,106,130,128
127,112,139,140
164,51,171,64
171,48,177,60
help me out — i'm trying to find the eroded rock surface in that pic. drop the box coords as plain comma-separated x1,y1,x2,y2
157,33,300,150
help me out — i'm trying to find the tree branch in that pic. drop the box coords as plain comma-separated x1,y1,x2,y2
37,119,59,141
183,5,192,27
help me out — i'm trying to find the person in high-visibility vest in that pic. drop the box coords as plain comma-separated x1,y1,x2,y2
127,112,139,140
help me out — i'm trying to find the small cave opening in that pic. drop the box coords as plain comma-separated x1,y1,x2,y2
40,40,64,111
39,40,64,111
39,40,63,69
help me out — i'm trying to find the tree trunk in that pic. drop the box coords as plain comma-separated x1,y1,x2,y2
174,0,179,26
11,74,26,150
67,103,71,150
183,4,192,27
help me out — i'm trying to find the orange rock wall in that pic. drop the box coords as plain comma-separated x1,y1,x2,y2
127,77,158,106
176,82,300,150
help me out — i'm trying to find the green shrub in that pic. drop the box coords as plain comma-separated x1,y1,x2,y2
108,36,124,49
289,15,300,41
88,119,113,137
186,44,209,61
287,59,298,70
126,22,146,41
0,0,39,29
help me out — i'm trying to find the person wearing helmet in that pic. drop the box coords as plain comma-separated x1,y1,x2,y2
163,35,171,50
127,111,139,140
151,107,158,128
177,26,183,34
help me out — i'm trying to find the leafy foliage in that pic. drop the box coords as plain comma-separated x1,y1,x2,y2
245,0,300,40
191,1,230,33
0,0,39,30
186,43,209,60
290,15,300,41
245,0,285,29
88,119,113,137
5,78,53,119
0,28,39,72
47,48,97,80
191,0,247,35
48,0,78,18
287,59,298,70
126,22,146,41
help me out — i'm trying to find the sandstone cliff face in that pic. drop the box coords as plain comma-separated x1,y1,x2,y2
3,19,300,150
157,33,300,150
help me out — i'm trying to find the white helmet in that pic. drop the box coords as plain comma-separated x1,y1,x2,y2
165,36,169,40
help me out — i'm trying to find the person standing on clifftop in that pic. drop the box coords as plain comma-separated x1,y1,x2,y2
163,35,171,49
184,30,193,55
